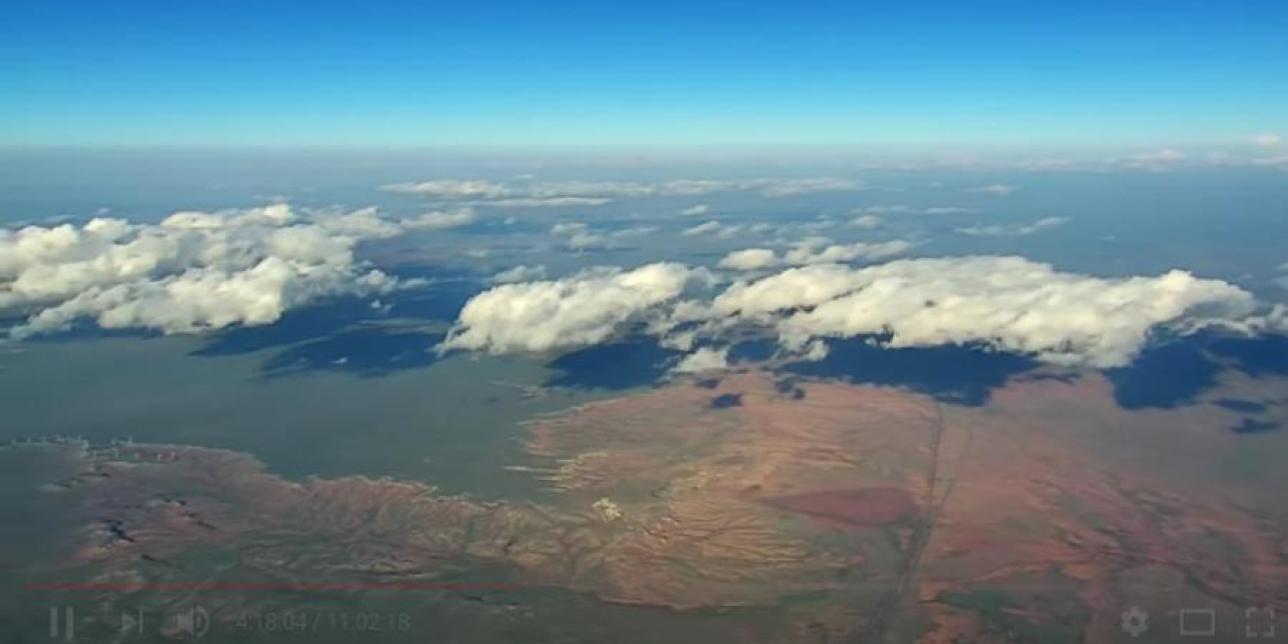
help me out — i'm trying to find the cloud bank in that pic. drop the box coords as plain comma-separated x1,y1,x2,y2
671,346,730,374
716,238,914,270
1253,133,1281,148
682,220,744,238
440,263,710,354
550,222,657,251
758,257,1252,368
0,204,442,338
717,248,779,271
956,216,1069,237
491,265,548,284
444,255,1262,370
383,177,862,206
965,184,1020,196
850,214,883,229
780,238,915,265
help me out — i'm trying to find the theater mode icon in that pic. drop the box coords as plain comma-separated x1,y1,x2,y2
1179,608,1216,637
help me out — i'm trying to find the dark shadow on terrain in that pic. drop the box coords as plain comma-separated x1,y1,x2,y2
259,328,443,378
190,298,381,357
180,266,479,378
735,329,1288,411
1105,331,1288,409
774,377,806,400
381,271,482,321
1104,340,1220,409
1231,418,1281,434
192,267,480,359
710,393,743,408
778,337,1038,406
1214,399,1267,413
1207,334,1288,377
729,339,778,364
1015,372,1079,384
544,338,682,390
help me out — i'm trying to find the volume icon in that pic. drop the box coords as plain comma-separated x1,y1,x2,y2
172,605,209,640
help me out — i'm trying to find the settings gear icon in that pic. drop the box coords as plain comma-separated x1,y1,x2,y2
1120,606,1149,638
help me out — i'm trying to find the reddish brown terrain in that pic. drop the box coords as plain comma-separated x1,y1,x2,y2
33,368,1288,643
767,488,918,527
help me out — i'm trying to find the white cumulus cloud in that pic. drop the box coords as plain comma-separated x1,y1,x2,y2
1251,133,1282,148
956,216,1069,237
682,220,744,238
550,222,656,251
855,205,971,215
754,257,1255,368
966,184,1020,196
781,238,914,265
381,180,510,199
440,263,708,354
382,176,862,206
672,346,730,374
483,197,613,208
491,265,548,284
404,208,478,230
715,239,914,272
756,177,861,197
717,248,779,271
0,204,432,339
1252,133,1281,148
712,263,867,317
439,253,1268,370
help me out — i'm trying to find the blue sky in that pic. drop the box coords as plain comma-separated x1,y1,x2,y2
3,1,1286,147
